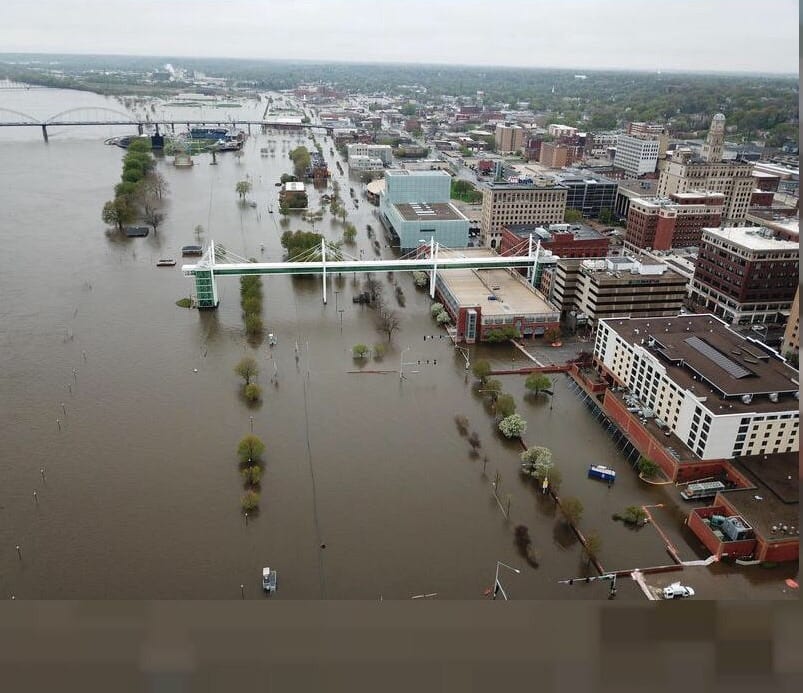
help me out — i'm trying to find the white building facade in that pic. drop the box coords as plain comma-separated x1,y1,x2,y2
613,135,660,178
594,315,800,460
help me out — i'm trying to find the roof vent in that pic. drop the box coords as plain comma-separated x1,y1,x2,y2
769,392,779,402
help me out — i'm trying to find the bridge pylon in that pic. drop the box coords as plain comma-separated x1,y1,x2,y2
192,241,219,310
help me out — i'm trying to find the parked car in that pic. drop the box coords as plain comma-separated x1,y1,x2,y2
663,582,695,599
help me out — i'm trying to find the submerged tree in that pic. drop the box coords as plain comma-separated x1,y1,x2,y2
234,357,259,386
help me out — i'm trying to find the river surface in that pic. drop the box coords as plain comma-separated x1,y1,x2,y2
0,87,796,599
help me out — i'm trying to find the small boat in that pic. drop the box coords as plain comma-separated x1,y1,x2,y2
262,567,277,593
181,245,203,257
156,258,176,267
248,200,257,208
588,464,616,483
268,333,277,346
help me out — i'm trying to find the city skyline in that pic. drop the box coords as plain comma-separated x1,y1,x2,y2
1,0,799,75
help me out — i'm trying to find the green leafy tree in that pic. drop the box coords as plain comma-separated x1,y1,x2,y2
636,456,660,479
280,229,324,260
234,357,259,385
241,490,260,512
560,497,584,525
243,383,262,402
435,310,451,325
498,413,527,439
520,446,553,478
482,378,503,402
237,435,265,464
235,180,252,200
495,393,516,418
101,197,135,231
484,326,521,342
245,314,264,336
430,302,445,318
241,466,262,486
620,505,648,526
525,373,552,395
564,208,583,223
343,223,357,243
472,359,492,384
372,343,387,360
352,344,369,358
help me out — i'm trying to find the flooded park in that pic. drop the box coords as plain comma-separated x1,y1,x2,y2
0,87,796,599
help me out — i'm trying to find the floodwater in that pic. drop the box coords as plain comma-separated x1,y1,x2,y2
0,88,796,599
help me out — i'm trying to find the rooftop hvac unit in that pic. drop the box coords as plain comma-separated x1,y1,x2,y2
769,393,779,402
741,394,753,404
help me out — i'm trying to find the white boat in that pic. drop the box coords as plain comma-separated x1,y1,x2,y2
262,567,277,593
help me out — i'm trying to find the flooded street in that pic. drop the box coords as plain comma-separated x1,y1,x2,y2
0,88,796,599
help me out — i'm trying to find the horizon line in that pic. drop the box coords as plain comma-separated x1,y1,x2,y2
0,51,797,79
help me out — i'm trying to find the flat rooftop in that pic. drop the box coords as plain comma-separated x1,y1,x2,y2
505,223,605,242
438,249,558,318
602,314,800,413
703,226,799,251
394,202,466,222
722,453,798,543
617,178,659,196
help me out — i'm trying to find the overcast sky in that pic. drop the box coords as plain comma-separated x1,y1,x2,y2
1,0,799,74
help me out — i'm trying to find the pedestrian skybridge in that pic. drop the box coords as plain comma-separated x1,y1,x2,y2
182,239,544,309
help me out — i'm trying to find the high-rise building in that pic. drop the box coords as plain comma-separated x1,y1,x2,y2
480,180,568,249
690,227,799,324
700,113,726,163
627,122,669,158
624,191,725,251
494,124,525,153
613,134,660,178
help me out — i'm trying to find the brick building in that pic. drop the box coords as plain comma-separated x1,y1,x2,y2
500,222,609,259
623,191,725,252
690,227,799,325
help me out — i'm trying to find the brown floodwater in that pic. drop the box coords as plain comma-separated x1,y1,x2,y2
0,88,796,599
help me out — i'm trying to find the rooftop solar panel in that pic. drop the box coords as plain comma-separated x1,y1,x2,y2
685,336,753,379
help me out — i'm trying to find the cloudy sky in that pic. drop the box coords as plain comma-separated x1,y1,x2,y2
1,0,799,74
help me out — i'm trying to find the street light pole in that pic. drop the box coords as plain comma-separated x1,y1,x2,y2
492,561,521,600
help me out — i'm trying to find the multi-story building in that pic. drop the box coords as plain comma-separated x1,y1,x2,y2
548,256,686,323
345,143,393,165
548,124,578,139
587,131,619,157
551,170,618,218
624,191,725,251
500,223,609,259
593,314,800,461
658,150,755,224
480,180,567,249
690,227,799,325
348,155,385,172
613,178,659,219
539,142,570,168
626,122,669,158
613,134,660,178
379,170,469,250
494,124,525,153
781,287,799,358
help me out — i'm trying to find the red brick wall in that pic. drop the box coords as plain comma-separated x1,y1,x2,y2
602,390,681,479
758,539,799,563
653,214,676,250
